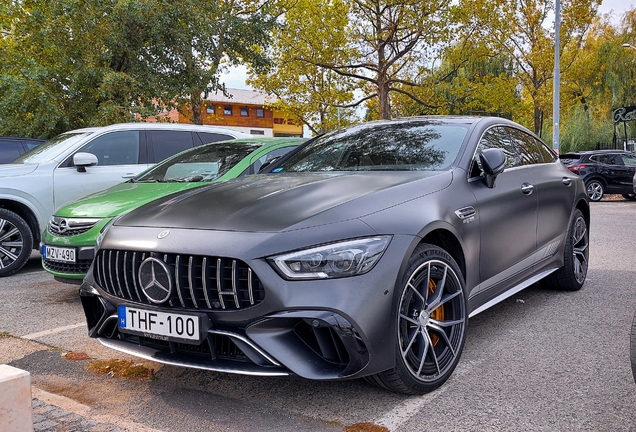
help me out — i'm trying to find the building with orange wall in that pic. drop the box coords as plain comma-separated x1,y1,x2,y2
167,88,303,137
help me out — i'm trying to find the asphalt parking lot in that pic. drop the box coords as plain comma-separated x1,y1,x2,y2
2,198,636,431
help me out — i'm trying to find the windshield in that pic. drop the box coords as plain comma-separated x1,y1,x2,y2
11,132,92,164
278,122,468,172
137,141,264,182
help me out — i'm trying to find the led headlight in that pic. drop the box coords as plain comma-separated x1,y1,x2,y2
94,217,116,252
269,236,392,280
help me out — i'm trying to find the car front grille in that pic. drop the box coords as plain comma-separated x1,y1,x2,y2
94,249,265,311
43,258,93,274
48,217,100,236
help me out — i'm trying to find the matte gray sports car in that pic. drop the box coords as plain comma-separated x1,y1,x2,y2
79,117,590,394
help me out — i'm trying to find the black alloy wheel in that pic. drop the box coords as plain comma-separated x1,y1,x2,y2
585,180,604,202
543,209,588,291
368,244,467,395
0,209,33,277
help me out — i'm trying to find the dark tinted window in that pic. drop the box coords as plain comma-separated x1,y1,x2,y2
0,142,22,163
590,154,615,165
475,126,519,171
507,127,545,165
149,130,194,162
80,131,140,166
278,122,467,172
196,132,234,146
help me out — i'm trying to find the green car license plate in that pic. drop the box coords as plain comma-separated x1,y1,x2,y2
43,245,76,263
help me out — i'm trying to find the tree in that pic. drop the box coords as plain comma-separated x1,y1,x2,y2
0,0,278,138
250,0,459,125
468,0,601,135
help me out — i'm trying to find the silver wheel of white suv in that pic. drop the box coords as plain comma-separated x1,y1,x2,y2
0,209,33,277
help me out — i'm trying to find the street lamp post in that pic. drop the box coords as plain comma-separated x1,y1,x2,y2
553,0,561,152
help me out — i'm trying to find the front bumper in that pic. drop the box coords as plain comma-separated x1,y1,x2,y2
78,229,416,380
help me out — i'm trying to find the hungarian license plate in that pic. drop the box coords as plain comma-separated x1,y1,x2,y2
118,306,200,341
43,245,76,263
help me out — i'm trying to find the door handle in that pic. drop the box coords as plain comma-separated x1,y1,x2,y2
562,177,573,187
521,183,534,195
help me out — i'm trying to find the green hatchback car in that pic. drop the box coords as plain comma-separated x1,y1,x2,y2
41,137,304,283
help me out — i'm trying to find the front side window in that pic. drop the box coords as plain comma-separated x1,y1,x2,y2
507,127,546,165
278,122,467,172
472,127,520,176
621,153,636,166
80,131,140,166
138,141,262,182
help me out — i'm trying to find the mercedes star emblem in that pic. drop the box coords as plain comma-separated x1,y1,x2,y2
138,257,173,304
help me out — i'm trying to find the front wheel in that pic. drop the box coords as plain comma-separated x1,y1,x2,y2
0,209,34,277
543,209,588,291
367,244,467,394
585,180,604,202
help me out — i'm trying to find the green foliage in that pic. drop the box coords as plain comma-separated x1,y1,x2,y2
0,0,277,138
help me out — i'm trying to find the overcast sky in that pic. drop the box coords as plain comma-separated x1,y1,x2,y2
220,0,635,91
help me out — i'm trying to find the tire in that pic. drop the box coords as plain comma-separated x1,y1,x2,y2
0,209,34,277
367,244,467,394
543,209,588,291
585,180,604,202
631,309,636,383
621,193,636,201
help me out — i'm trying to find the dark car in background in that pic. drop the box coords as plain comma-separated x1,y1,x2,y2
560,150,636,201
79,116,589,395
0,136,44,164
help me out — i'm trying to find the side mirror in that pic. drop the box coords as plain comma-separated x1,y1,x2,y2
479,149,506,188
73,152,98,172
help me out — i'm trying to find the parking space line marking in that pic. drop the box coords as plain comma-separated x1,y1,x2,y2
22,323,86,340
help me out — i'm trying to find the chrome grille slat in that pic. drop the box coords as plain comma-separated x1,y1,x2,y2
248,268,254,305
188,255,198,308
231,260,240,308
216,258,225,309
202,257,212,309
123,251,133,300
175,255,186,307
94,249,264,311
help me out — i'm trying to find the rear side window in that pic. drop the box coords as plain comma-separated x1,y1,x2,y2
0,142,22,163
149,130,194,162
79,131,140,166
196,132,235,146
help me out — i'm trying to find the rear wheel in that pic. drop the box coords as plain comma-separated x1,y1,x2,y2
621,193,636,201
367,244,467,394
0,209,33,277
585,180,604,202
543,209,588,291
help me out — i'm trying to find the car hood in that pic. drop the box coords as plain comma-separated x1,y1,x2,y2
0,164,38,178
117,171,452,233
55,182,204,218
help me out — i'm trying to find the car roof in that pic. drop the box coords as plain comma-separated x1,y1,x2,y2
62,122,251,137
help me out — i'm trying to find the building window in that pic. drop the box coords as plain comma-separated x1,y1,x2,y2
250,130,265,135
224,106,232,115
240,107,249,116
206,105,215,114
256,108,265,118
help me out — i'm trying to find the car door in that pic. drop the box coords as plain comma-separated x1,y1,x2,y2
507,127,575,253
615,153,636,192
468,126,538,291
52,130,148,211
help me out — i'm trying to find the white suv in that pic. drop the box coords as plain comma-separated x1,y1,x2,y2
0,123,249,276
